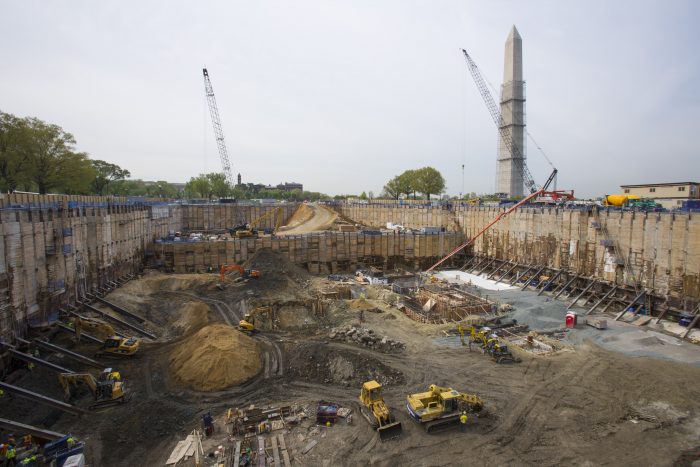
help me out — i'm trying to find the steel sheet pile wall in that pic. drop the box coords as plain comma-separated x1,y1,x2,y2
158,232,464,274
0,199,182,341
333,203,700,302
180,204,298,231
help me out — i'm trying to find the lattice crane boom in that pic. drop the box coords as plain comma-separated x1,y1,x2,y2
202,68,235,187
460,49,539,194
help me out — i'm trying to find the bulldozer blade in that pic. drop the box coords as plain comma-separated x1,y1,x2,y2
378,421,402,441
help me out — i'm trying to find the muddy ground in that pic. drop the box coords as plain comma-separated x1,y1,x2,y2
3,249,700,466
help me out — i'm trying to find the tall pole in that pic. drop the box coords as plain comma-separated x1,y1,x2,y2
461,164,465,199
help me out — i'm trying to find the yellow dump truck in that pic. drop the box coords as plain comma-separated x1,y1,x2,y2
406,384,483,432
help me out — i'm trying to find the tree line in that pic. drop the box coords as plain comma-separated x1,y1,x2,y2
382,167,446,200
0,111,134,195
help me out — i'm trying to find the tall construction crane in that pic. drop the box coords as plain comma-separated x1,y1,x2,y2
423,50,561,273
460,48,553,194
202,68,236,187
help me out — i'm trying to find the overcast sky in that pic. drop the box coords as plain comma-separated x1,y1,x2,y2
1,1,698,198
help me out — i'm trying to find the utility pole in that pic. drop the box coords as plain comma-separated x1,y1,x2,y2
461,164,465,199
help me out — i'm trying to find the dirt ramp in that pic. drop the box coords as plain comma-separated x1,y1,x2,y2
169,324,262,391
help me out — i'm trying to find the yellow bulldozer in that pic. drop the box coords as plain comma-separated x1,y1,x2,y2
74,317,140,358
406,384,483,433
457,325,517,364
359,380,403,441
58,368,131,409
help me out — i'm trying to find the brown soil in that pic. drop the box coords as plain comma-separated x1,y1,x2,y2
277,203,337,235
9,259,700,467
169,324,262,391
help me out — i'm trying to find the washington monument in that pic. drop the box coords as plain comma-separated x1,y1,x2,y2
496,25,526,198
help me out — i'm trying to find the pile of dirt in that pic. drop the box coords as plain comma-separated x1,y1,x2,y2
279,204,315,231
346,298,381,311
285,342,404,387
169,324,262,391
244,248,309,280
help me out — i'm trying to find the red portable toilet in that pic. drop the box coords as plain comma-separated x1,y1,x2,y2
565,311,577,329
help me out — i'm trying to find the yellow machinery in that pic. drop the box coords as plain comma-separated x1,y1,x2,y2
234,207,284,238
238,306,272,334
465,197,481,205
74,317,140,358
457,325,517,364
359,380,403,441
603,194,640,207
58,368,130,409
406,384,483,432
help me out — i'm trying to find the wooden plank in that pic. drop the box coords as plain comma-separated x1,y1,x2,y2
301,439,317,454
257,436,266,467
278,434,291,467
633,316,653,326
271,436,281,466
233,440,241,467
165,437,192,465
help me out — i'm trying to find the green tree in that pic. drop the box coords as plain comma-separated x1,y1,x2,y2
107,179,148,196
397,169,417,198
359,191,368,200
383,176,402,200
90,160,130,195
0,112,33,192
54,152,95,194
22,117,93,194
146,181,179,198
185,174,212,199
414,166,445,200
206,172,231,198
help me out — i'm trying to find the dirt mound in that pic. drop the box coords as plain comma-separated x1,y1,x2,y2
279,204,314,230
285,342,404,387
347,298,380,311
244,248,309,279
169,324,262,391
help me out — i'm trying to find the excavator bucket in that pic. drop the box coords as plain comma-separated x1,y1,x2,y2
377,420,402,441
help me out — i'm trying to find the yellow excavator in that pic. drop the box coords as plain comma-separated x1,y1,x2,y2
58,368,131,409
74,317,140,358
359,380,403,441
238,306,272,334
406,384,483,433
457,325,517,364
233,207,284,238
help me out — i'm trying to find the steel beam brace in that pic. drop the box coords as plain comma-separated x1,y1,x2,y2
0,344,74,373
537,270,562,296
0,382,86,415
615,290,646,321
487,260,508,280
18,338,101,368
81,302,156,339
94,297,145,323
522,267,545,291
568,279,596,308
553,276,578,300
496,263,519,284
586,285,617,315
0,417,66,441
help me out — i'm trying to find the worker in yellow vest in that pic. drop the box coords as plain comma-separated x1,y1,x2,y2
6,444,16,466
459,411,468,432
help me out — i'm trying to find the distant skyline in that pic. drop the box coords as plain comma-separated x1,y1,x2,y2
1,1,698,198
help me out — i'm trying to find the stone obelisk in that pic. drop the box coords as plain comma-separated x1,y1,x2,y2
496,25,525,198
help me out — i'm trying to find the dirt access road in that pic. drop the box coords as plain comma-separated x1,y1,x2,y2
278,202,338,235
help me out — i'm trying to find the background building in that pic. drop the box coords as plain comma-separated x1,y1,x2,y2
620,182,699,209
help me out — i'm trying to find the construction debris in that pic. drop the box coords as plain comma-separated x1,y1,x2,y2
328,325,405,352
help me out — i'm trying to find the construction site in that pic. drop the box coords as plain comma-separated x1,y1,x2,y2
1,22,700,467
